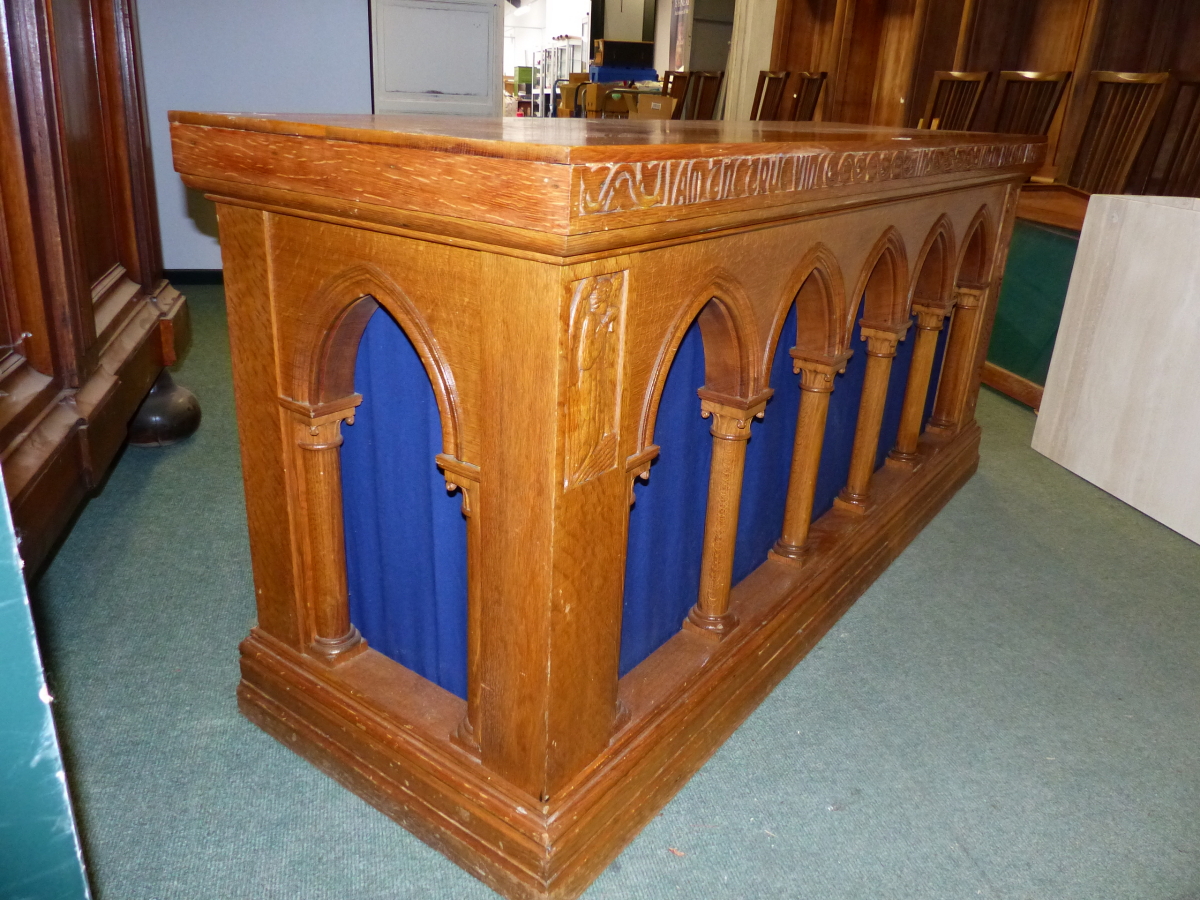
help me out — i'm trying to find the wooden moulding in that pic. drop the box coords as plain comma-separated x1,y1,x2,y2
4,284,190,573
237,423,980,900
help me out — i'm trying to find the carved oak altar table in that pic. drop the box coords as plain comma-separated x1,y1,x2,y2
170,113,1041,899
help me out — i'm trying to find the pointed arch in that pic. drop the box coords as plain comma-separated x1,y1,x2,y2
305,263,462,459
909,215,957,311
956,205,995,289
762,244,847,371
849,228,910,337
635,267,758,455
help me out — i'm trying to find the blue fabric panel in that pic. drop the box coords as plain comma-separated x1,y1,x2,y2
811,312,867,520
621,319,710,676
732,304,801,584
924,321,950,425
876,315,918,468
341,308,469,699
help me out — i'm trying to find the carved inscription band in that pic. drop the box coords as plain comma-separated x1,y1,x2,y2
578,142,1041,216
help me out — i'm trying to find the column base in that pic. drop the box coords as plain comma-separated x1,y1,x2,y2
681,607,739,641
310,626,366,663
451,714,482,756
769,539,808,566
886,449,920,469
834,489,870,514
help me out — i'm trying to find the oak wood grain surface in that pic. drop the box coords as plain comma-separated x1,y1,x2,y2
173,112,1034,899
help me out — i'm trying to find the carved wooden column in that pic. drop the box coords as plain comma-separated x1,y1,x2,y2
929,286,986,433
439,454,483,753
889,304,952,464
772,350,852,560
837,321,909,510
684,390,770,640
283,395,365,662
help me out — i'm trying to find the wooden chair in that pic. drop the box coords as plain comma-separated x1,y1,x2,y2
1143,72,1200,197
786,71,827,121
682,71,725,120
918,71,990,130
1060,71,1170,194
663,70,689,120
750,70,791,121
989,71,1071,136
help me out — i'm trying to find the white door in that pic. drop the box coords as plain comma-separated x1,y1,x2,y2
372,0,503,116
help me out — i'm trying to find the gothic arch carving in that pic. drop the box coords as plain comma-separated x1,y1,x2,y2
634,267,758,456
849,228,910,338
956,205,995,289
763,245,847,369
909,216,957,311
303,263,463,460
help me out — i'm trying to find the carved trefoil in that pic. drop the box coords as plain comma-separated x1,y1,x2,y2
564,272,626,489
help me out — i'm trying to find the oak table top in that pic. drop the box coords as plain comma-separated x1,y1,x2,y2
170,112,1043,253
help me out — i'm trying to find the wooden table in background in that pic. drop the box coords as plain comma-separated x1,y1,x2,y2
170,114,1041,900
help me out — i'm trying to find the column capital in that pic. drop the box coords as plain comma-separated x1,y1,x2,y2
858,320,910,357
790,349,853,391
697,389,771,440
911,302,952,331
952,286,987,309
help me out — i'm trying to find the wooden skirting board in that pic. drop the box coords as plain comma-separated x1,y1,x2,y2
1016,183,1089,232
980,361,1043,411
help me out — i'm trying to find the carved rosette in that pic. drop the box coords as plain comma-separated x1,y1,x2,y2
577,142,1042,216
564,271,627,490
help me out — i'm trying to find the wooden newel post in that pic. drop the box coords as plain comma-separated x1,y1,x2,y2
285,395,365,662
438,454,483,754
684,390,770,640
837,321,909,510
890,304,951,463
772,349,852,561
929,286,985,433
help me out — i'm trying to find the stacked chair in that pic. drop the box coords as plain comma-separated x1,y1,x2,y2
663,70,726,120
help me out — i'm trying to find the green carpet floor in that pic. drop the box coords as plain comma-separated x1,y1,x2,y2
31,285,1200,900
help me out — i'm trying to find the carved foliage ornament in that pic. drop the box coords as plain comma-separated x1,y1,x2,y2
564,272,627,490
578,142,1041,216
